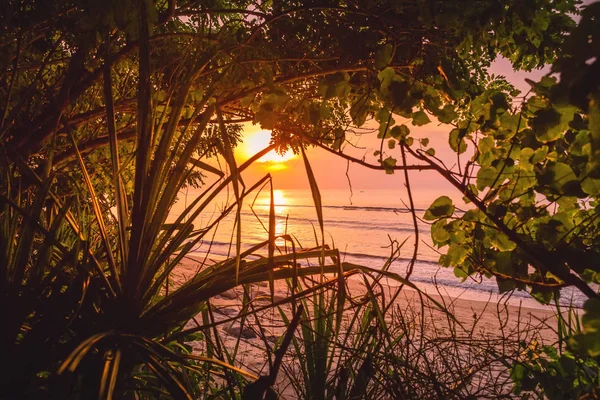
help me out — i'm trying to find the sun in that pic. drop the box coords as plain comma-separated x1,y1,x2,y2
239,129,296,168
272,189,286,206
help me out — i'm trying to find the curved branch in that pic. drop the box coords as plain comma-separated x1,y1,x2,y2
399,143,419,280
407,146,599,300
299,134,435,172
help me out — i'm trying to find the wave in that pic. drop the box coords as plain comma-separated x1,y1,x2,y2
187,244,585,307
188,243,488,293
338,250,438,265
252,203,428,213
238,211,427,233
187,240,438,266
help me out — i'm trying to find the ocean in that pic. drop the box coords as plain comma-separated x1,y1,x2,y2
170,187,586,310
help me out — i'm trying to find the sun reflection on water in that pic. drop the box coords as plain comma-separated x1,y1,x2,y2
271,190,289,246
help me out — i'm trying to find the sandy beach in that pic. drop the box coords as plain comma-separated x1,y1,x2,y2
172,256,562,397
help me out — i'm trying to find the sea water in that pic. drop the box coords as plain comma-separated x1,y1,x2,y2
170,187,587,310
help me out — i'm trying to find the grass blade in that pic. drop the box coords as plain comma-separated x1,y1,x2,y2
103,64,129,268
301,148,324,270
99,349,121,400
268,178,276,300
217,105,243,284
68,132,120,293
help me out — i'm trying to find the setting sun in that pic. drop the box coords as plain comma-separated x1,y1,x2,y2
238,128,297,169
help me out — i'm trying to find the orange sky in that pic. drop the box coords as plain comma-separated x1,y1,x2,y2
232,58,549,194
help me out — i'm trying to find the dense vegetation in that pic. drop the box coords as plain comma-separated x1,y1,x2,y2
0,0,598,398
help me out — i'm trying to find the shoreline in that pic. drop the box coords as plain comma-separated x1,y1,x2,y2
179,251,573,314
175,256,564,397
176,256,562,343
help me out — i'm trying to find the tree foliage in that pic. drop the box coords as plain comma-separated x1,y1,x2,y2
0,0,596,398
420,2,600,303
1,0,577,160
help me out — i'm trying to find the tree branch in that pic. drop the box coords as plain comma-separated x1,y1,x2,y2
407,146,599,300
299,134,435,172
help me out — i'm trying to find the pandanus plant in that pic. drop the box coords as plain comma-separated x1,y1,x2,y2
48,16,309,400
0,3,365,399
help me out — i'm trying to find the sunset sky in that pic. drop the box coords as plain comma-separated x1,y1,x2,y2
234,58,549,194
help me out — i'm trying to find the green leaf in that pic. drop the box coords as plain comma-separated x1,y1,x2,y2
376,107,392,124
411,110,431,126
463,209,481,222
377,67,395,90
490,91,510,111
333,128,345,151
424,94,442,110
437,104,458,123
494,252,514,274
447,245,469,265
511,363,527,384
154,90,167,102
190,89,204,105
431,219,450,243
488,231,516,251
497,113,523,138
375,44,393,69
378,117,396,138
527,76,557,94
382,157,396,174
390,125,410,139
497,278,517,293
319,73,350,99
532,106,577,143
478,136,494,154
532,107,561,141
387,139,396,149
449,128,467,154
582,298,600,333
531,146,548,164
477,166,498,190
538,162,579,192
519,147,535,170
530,287,554,304
569,131,591,156
454,266,469,279
350,99,369,127
581,177,600,196
424,196,455,220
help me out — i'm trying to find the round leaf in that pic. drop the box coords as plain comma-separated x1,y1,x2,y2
424,196,455,220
